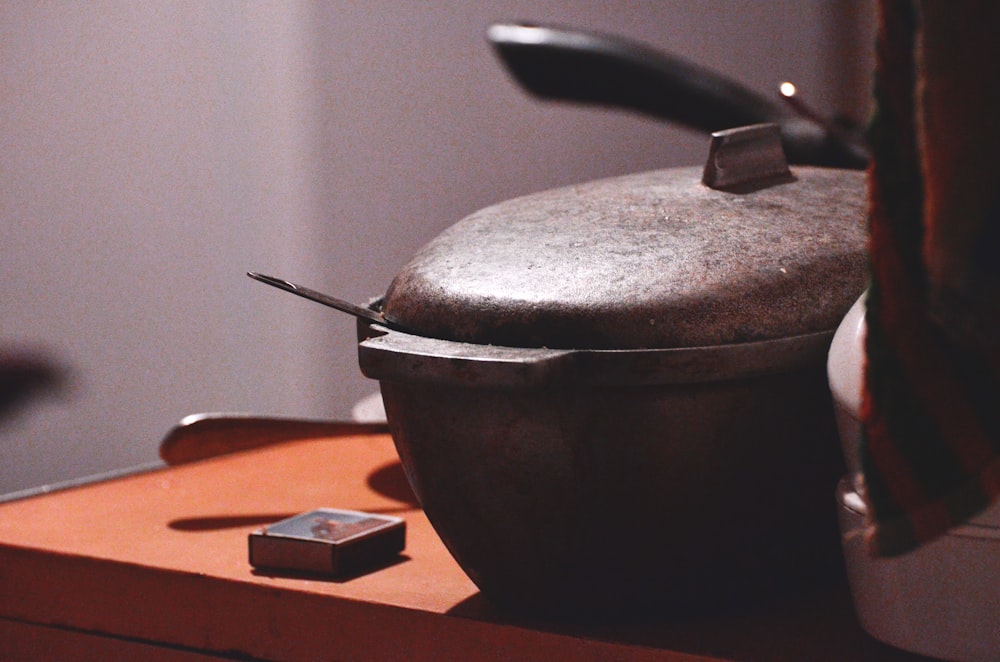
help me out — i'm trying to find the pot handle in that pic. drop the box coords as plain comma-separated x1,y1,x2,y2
487,23,783,135
487,22,868,169
358,325,575,388
701,124,792,191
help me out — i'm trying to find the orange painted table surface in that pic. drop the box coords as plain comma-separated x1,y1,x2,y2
0,433,930,661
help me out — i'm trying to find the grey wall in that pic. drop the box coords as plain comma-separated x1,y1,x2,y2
1,1,875,493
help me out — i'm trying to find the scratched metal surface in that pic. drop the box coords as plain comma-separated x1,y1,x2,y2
383,166,867,349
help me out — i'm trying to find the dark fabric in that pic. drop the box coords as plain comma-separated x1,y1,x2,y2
861,0,1000,556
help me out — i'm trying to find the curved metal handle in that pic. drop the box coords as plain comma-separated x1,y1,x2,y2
487,23,785,133
487,22,868,169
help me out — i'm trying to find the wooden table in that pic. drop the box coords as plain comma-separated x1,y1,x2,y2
0,432,934,660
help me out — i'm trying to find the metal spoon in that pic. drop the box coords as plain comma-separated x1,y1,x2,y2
247,272,407,332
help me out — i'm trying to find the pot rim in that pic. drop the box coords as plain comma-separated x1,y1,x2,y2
358,321,833,388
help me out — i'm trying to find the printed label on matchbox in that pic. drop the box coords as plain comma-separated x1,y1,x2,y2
265,510,390,543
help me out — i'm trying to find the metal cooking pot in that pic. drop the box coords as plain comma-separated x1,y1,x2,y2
358,125,867,616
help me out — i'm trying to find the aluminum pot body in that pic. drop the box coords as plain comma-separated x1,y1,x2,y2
360,323,846,615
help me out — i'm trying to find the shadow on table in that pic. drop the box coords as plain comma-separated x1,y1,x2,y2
444,584,940,662
366,460,418,506
168,513,300,531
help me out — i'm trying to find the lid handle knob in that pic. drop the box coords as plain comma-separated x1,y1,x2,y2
701,123,792,190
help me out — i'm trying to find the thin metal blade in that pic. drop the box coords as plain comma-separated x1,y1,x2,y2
247,271,385,326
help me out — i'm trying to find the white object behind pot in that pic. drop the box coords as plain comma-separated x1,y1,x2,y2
828,292,1000,662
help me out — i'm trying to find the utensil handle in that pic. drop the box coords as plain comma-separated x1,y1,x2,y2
487,23,868,169
487,23,785,134
158,413,388,465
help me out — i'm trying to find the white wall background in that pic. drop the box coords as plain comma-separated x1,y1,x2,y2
1,1,875,493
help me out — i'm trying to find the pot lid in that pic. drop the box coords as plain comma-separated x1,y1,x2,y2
382,125,867,350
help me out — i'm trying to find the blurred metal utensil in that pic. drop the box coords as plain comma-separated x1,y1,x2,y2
159,412,388,466
487,22,868,169
247,271,398,327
